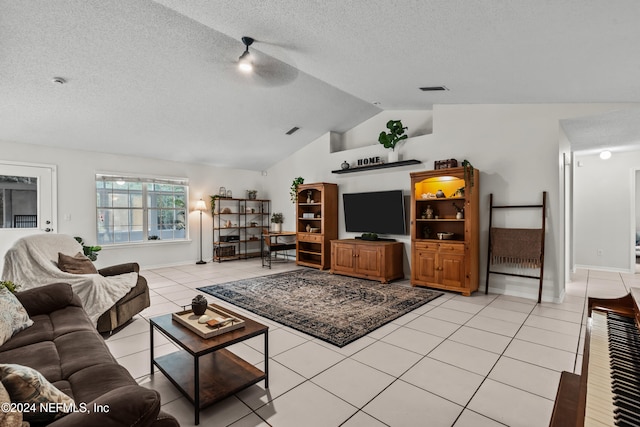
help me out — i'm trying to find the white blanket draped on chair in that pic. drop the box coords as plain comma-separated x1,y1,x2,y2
2,234,138,326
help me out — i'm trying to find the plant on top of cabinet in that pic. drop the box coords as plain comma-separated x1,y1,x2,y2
461,159,475,194
290,177,304,203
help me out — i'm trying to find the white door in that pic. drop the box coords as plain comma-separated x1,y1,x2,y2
0,161,57,276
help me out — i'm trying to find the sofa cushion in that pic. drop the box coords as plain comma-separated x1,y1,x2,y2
0,363,74,423
57,252,98,274
0,287,33,347
0,314,53,352
15,282,79,317
0,341,63,383
55,331,116,378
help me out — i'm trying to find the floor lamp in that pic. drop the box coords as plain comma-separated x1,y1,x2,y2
195,199,207,265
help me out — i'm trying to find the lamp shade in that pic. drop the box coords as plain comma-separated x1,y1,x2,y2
195,199,207,211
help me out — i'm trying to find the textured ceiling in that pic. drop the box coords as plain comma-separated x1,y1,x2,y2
2,0,640,170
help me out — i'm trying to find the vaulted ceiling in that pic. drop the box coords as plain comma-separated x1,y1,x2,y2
2,0,640,170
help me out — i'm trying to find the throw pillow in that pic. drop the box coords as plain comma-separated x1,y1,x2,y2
0,287,33,347
0,364,75,423
57,252,98,275
0,381,24,427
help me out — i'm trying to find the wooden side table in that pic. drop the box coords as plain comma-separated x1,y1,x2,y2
150,306,268,425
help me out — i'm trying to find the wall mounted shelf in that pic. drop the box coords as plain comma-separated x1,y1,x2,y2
331,159,421,174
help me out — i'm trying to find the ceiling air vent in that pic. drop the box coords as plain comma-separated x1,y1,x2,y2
419,86,448,91
285,127,300,135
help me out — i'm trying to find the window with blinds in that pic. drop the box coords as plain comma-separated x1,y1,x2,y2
96,174,188,244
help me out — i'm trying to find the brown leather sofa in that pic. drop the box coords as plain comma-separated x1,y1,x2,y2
0,283,179,426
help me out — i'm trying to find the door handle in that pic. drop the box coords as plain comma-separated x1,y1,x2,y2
44,228,53,232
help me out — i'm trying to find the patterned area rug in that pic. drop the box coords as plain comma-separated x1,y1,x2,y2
198,269,443,347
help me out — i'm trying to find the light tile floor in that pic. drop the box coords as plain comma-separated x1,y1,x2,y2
102,260,632,426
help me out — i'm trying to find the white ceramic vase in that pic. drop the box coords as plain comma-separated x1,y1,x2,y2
388,150,399,163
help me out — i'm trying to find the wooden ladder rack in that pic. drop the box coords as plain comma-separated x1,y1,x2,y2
485,191,547,303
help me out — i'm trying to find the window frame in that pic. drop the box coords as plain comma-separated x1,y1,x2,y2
96,173,189,246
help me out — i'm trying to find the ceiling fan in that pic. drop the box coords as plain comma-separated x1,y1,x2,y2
229,36,300,87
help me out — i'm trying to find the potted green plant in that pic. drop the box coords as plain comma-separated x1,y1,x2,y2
271,212,284,232
378,119,408,163
461,159,475,195
290,177,304,203
0,280,19,293
74,237,102,261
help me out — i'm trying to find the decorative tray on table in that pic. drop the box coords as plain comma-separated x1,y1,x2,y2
172,305,245,339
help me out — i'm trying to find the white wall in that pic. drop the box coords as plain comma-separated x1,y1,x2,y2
0,140,266,270
267,103,639,301
573,150,640,271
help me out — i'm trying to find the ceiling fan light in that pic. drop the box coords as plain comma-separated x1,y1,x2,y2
238,36,255,73
238,51,253,73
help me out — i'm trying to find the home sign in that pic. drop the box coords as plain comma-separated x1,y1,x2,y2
356,156,382,166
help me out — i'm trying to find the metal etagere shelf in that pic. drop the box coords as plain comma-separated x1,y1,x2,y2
213,198,270,262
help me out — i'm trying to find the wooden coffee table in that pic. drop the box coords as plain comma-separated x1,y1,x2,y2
149,305,268,425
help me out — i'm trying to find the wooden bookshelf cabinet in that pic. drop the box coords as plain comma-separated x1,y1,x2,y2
410,167,479,296
331,239,404,283
296,183,338,270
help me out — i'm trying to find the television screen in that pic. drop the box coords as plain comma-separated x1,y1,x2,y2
343,190,406,235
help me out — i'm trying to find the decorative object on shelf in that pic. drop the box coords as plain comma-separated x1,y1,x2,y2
271,212,283,233
437,232,455,240
462,159,475,194
195,199,207,265
191,294,208,316
247,190,257,199
221,207,232,214
436,189,445,198
307,190,313,203
455,187,465,197
453,202,464,219
290,177,304,203
219,187,226,197
226,189,233,198
306,224,311,232
331,159,421,174
73,236,101,261
209,194,221,214
310,227,320,233
378,119,408,163
356,156,382,167
425,205,434,219
423,226,432,239
434,159,459,169
341,161,350,170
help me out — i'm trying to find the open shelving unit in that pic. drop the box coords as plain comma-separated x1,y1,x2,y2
296,183,338,270
213,198,270,262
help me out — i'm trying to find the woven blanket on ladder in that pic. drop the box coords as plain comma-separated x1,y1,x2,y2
490,227,542,268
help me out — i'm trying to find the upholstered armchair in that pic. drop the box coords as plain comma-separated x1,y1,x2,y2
2,234,150,333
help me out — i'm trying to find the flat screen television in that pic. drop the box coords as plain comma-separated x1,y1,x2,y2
343,190,406,235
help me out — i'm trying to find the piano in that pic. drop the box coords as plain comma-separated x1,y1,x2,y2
550,289,640,427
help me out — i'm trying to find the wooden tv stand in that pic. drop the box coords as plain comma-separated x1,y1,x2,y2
330,239,404,283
